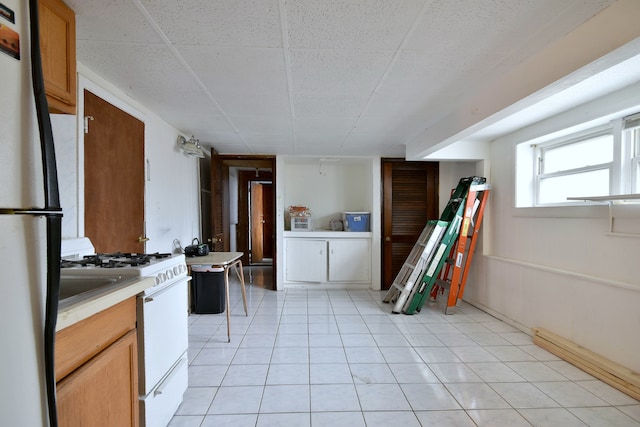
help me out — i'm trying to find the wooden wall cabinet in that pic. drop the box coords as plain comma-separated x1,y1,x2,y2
38,0,76,114
55,297,139,427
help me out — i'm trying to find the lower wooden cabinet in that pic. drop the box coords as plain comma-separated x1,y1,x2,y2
56,329,138,427
55,297,138,426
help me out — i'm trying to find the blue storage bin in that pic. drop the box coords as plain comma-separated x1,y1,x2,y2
343,212,370,232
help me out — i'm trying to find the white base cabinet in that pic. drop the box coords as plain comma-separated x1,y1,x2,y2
285,239,327,282
328,239,371,282
284,232,371,288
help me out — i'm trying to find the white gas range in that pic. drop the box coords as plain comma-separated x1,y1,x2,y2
61,238,189,427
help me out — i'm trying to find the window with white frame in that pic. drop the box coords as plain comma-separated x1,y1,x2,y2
534,128,613,204
520,112,640,206
626,114,640,193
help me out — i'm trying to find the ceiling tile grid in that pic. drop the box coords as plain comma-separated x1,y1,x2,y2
66,0,623,156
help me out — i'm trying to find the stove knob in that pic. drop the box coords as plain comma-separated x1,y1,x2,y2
157,272,167,284
173,266,180,276
154,275,161,285
166,269,174,280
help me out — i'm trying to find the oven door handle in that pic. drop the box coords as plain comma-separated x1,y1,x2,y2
142,276,190,303
154,356,187,396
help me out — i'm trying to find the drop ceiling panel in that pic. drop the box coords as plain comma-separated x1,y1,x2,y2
77,42,198,93
139,0,283,47
230,115,293,134
285,0,425,50
65,0,160,43
242,134,293,147
289,49,393,97
294,116,358,136
179,46,291,117
293,94,370,118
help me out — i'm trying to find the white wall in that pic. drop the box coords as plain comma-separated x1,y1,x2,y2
283,158,373,230
276,156,381,291
461,92,640,373
59,64,201,254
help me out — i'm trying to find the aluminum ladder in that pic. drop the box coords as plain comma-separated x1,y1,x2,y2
382,220,448,314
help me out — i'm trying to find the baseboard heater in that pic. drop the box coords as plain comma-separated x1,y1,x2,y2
533,327,640,401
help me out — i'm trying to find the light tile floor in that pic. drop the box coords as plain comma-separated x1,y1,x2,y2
169,279,640,427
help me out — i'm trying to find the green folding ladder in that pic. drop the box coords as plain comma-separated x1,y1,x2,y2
402,200,466,314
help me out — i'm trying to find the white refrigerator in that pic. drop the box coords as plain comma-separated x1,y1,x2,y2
0,1,62,426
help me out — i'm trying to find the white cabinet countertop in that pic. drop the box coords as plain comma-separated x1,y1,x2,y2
56,276,154,331
284,231,372,238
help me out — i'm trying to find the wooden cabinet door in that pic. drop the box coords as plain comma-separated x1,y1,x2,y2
57,330,139,427
38,0,76,114
328,239,371,282
285,239,326,282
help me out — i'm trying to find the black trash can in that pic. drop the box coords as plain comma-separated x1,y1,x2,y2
191,265,226,314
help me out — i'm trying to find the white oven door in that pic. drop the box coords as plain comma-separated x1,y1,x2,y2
137,276,189,396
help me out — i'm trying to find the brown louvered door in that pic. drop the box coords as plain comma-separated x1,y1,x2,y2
382,160,439,290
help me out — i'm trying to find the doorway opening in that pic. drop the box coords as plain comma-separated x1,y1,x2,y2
208,154,276,290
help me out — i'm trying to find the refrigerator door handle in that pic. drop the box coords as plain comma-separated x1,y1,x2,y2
0,208,63,215
29,2,62,427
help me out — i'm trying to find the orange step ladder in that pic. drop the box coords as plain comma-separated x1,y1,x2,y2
432,181,489,314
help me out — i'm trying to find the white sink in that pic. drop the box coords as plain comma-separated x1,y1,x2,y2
59,275,126,300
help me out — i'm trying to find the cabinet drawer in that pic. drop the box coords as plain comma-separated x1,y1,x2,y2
55,297,136,381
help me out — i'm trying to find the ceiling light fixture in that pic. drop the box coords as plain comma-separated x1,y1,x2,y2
177,135,205,158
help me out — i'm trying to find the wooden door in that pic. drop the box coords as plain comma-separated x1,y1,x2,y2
260,183,273,259
250,182,264,263
210,149,227,252
250,182,273,264
84,90,145,253
381,159,439,290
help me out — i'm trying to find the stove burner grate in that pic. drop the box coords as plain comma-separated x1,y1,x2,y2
61,252,173,269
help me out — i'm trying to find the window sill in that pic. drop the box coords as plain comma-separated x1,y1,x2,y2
566,194,640,202
566,194,640,236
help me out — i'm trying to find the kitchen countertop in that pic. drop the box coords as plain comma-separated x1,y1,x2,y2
284,230,372,237
56,276,154,332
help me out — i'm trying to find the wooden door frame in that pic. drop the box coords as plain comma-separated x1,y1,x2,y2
215,155,276,290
